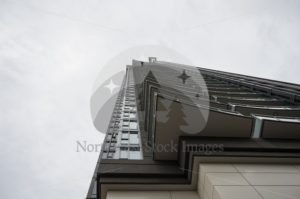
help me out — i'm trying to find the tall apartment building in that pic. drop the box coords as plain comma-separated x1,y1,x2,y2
87,58,300,199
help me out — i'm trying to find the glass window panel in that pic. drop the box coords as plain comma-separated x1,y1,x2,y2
107,152,114,158
129,134,139,145
122,121,129,126
122,133,129,139
121,139,129,145
129,151,141,160
129,130,138,134
129,146,140,151
120,150,128,159
129,122,137,129
102,152,108,159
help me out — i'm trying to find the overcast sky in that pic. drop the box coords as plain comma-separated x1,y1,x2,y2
0,0,300,198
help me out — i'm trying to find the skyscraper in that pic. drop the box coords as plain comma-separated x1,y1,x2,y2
87,58,300,199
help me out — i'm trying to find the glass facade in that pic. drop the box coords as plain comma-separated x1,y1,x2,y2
101,66,143,160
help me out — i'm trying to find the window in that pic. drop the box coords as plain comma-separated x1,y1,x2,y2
129,151,141,159
107,152,114,158
120,150,128,159
129,122,138,129
129,113,136,119
129,134,139,145
122,121,129,127
122,133,129,139
129,146,140,151
102,152,108,159
121,139,129,145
